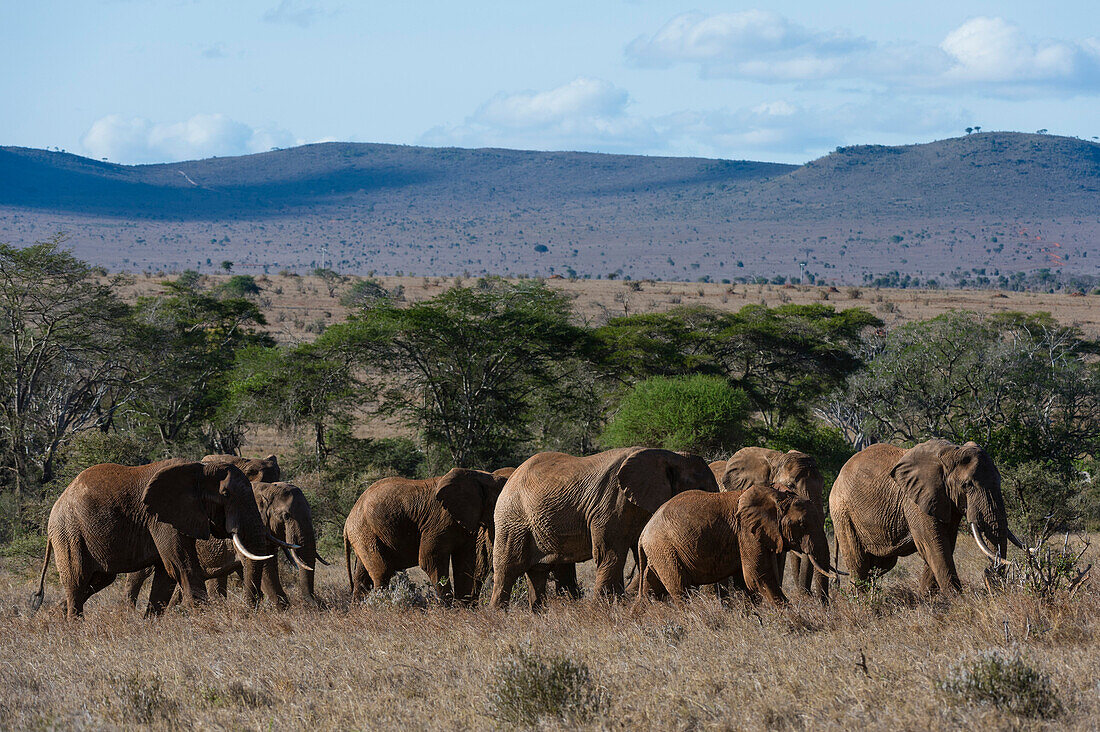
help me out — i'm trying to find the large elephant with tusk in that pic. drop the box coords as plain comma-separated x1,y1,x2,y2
125,481,326,608
32,459,274,618
830,439,1025,594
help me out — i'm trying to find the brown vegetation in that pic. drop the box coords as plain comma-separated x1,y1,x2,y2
2,541,1096,730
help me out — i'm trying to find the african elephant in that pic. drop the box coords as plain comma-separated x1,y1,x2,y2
636,485,841,607
344,468,508,605
830,439,1025,594
125,481,324,608
721,448,827,599
32,459,273,618
202,453,281,483
489,447,719,610
708,460,727,481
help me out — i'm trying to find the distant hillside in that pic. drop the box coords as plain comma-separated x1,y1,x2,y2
1,132,1097,285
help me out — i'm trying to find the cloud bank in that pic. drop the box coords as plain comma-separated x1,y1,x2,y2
627,13,1100,95
422,78,966,160
81,114,300,164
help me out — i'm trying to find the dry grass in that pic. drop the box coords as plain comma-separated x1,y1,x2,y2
2,543,1097,730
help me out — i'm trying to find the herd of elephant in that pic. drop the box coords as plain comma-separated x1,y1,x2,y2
31,438,1025,619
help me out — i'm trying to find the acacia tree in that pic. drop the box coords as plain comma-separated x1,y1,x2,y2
0,237,136,510
826,311,1100,472
323,278,590,469
228,342,356,459
128,277,271,452
595,303,879,436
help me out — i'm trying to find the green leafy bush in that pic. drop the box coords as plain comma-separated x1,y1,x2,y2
602,375,750,457
940,651,1062,719
487,646,605,726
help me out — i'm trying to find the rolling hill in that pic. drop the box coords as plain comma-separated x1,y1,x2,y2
1,132,1098,284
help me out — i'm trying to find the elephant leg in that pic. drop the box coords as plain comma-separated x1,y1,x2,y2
551,564,582,600
420,547,454,605
125,567,153,608
775,550,787,588
591,528,629,598
242,559,264,607
167,585,184,608
261,558,289,609
918,529,961,595
451,544,478,606
488,528,530,610
55,542,89,619
145,566,177,617
834,518,873,591
488,567,522,610
351,561,373,602
207,575,228,599
788,553,814,597
525,567,551,612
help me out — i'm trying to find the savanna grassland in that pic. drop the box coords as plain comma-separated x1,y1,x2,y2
2,541,1098,731
0,534,1095,726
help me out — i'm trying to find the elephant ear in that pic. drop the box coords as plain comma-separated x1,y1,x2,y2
889,441,954,523
263,455,281,482
616,448,675,515
142,461,212,540
434,469,487,535
721,448,773,493
735,486,784,554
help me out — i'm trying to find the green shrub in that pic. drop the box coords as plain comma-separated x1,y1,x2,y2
940,651,1062,719
220,275,261,298
486,646,605,726
1003,460,1083,536
601,375,750,457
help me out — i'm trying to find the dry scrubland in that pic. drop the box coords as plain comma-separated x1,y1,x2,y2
1,543,1097,730
118,273,1100,453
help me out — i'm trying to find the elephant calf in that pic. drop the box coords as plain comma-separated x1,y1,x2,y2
344,468,508,605
636,485,841,608
720,447,827,599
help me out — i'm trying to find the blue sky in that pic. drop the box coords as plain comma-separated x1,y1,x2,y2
3,1,1099,164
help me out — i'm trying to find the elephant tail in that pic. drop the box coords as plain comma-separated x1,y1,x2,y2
832,531,841,586
30,538,52,614
344,529,354,592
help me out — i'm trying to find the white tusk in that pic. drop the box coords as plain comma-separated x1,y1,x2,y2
288,546,314,572
805,553,843,580
970,523,1007,565
233,533,275,562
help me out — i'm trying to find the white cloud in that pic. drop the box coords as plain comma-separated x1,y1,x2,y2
940,17,1100,90
421,79,967,161
628,12,1100,95
81,114,300,164
422,78,658,153
626,10,872,81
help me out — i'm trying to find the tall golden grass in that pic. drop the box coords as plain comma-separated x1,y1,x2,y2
1,543,1095,730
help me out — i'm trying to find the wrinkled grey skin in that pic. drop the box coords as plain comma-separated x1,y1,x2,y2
830,439,1015,595
32,459,270,618
344,468,508,605
490,447,719,610
126,481,321,609
636,485,834,607
202,454,281,483
721,447,828,600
